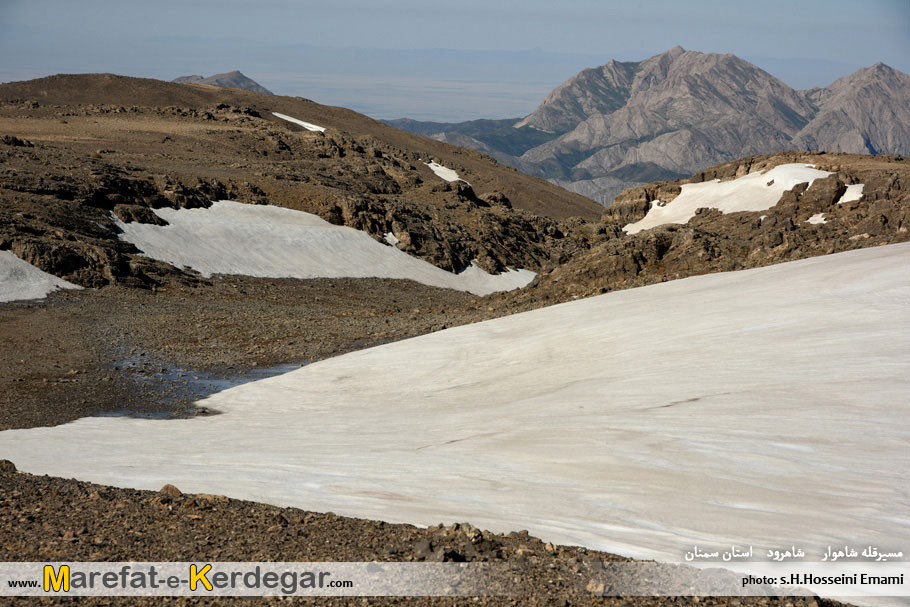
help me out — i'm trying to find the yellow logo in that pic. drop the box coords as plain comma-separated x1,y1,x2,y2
189,564,213,591
44,565,70,592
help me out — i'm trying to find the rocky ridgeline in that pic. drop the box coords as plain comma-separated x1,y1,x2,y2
503,153,909,305
603,152,832,226
319,182,589,274
1,84,907,302
172,70,274,96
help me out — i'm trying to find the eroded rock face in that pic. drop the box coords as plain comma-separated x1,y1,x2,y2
112,204,170,226
320,187,588,274
1,135,33,147
603,182,682,225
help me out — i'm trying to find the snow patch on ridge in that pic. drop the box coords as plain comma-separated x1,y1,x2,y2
0,250,81,303
624,164,832,234
272,112,325,133
112,200,533,296
806,213,827,225
836,183,864,204
425,161,468,184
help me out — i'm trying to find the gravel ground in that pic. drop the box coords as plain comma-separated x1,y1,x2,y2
1,462,849,607
0,276,502,430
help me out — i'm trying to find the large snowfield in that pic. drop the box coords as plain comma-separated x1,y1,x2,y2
113,200,534,296
1,244,908,571
0,250,80,303
624,164,837,234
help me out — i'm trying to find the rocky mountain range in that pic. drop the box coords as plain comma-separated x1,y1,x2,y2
173,70,273,95
388,47,910,204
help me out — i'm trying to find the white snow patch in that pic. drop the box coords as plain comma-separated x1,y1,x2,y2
836,183,864,204
624,164,832,234
806,213,827,225
272,111,325,133
425,161,468,184
2,244,909,576
113,200,533,296
759,215,768,222
384,232,399,246
0,250,81,303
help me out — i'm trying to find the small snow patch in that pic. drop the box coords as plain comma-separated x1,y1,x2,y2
384,232,400,246
425,161,468,184
806,213,827,225
836,183,864,205
0,250,81,303
272,112,325,133
759,215,768,222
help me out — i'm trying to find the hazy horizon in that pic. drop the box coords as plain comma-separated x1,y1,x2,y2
2,0,908,121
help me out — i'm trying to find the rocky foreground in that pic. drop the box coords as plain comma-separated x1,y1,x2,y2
1,462,850,607
0,272,862,606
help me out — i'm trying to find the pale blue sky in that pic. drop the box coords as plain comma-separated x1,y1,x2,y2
1,0,908,120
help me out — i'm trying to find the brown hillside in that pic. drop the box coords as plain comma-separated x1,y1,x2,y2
0,73,603,220
0,74,606,289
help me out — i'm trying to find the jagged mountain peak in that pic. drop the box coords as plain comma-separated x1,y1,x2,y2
792,61,910,156
831,61,909,87
515,48,804,136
